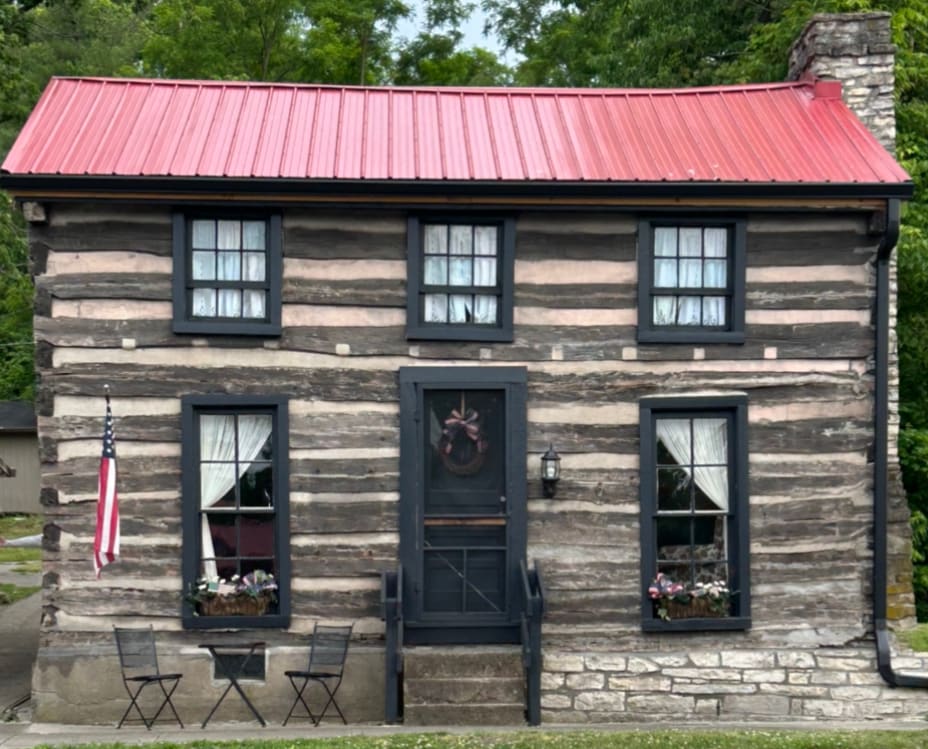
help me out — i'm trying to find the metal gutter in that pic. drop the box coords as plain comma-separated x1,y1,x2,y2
874,198,928,687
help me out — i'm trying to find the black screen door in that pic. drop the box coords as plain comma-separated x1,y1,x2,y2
399,367,526,644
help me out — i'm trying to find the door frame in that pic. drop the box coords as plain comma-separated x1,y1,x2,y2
398,366,527,645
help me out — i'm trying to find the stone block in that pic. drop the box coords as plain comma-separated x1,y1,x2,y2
815,656,870,671
663,668,742,681
831,686,883,701
742,669,786,684
608,675,671,691
626,656,660,674
723,694,790,716
575,690,626,712
777,651,815,669
566,672,604,690
585,653,626,671
758,683,829,698
673,682,756,695
721,651,775,669
541,672,565,690
810,670,849,685
788,672,811,684
544,653,585,672
695,698,721,715
652,654,689,667
627,694,694,713
541,694,572,709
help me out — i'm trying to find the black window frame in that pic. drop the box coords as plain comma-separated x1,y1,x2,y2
181,394,290,629
172,212,283,336
637,218,746,344
406,215,515,342
639,394,750,632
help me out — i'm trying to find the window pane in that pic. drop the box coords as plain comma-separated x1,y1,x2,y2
474,226,498,256
704,259,727,288
201,463,236,508
693,516,726,558
240,514,275,557
218,289,241,317
656,419,692,464
192,220,216,249
192,251,216,280
474,257,497,287
449,258,472,286
657,561,691,584
424,224,447,254
654,259,677,288
240,464,274,507
704,228,727,257
424,294,448,322
653,297,676,326
449,226,472,255
693,418,727,464
695,562,728,585
677,297,702,325
657,467,690,511
679,228,702,256
654,228,677,257
473,295,497,324
242,221,266,250
200,414,235,456
449,295,471,323
679,259,702,288
192,288,217,317
217,220,241,250
424,257,447,285
694,468,728,510
217,251,241,281
702,297,726,326
657,516,691,556
242,290,266,319
207,513,237,556
243,252,266,282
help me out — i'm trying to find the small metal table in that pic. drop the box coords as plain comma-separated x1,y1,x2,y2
199,641,266,727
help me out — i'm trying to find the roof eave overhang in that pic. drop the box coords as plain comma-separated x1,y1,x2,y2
0,174,914,204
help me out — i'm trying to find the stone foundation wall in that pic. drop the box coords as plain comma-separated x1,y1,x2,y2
542,646,928,723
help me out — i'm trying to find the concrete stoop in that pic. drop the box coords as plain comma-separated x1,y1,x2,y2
402,646,525,726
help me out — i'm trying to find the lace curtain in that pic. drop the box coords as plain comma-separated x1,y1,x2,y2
656,417,729,511
199,414,273,579
653,227,727,326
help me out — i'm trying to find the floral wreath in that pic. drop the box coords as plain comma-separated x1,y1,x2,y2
437,407,489,475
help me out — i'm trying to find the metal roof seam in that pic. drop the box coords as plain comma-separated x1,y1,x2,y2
576,95,610,181
57,78,106,174
459,91,476,183
88,81,132,175
760,87,821,183
592,93,627,181
789,88,853,183
250,85,276,178
168,83,205,176
691,91,743,182
222,85,252,177
277,88,298,178
197,84,226,176
719,90,775,182
304,89,322,179
111,80,158,178
28,78,81,175
643,92,678,181
670,92,717,181
527,93,553,182
359,89,370,179
331,89,345,180
435,90,447,179
138,83,176,176
482,92,503,180
412,90,420,179
554,93,586,180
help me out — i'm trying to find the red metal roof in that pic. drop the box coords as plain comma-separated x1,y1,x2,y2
1,76,911,186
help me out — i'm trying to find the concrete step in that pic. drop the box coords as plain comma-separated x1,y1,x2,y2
403,646,525,726
403,703,525,726
404,647,523,680
405,676,524,705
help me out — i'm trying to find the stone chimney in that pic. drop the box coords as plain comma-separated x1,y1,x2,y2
788,12,896,153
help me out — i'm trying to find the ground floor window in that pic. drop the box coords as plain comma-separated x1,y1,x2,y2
181,395,290,628
639,395,750,631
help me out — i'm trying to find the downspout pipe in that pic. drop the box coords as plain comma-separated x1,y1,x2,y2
874,198,928,687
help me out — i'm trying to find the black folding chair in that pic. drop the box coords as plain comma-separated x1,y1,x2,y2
113,626,184,729
283,623,352,726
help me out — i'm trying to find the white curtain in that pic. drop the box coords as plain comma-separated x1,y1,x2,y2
653,227,728,327
656,417,728,511
199,414,273,579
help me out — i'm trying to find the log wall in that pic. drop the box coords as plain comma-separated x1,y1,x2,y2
28,201,919,722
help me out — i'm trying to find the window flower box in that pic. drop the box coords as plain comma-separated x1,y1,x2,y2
187,570,278,617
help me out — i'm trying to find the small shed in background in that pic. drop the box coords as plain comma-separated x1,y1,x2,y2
0,402,39,515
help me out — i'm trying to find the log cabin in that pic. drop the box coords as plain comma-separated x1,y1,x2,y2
4,11,928,726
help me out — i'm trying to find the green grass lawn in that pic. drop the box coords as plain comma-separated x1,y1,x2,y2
0,513,42,564
0,581,40,605
31,731,928,749
899,623,928,652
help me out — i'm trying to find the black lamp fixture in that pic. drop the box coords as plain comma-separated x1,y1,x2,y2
541,443,561,498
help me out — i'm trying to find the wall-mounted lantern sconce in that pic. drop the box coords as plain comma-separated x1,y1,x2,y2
541,444,561,498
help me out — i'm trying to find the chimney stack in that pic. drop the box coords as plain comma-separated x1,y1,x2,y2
788,12,896,153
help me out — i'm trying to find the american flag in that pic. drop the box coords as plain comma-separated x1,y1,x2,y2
93,396,120,577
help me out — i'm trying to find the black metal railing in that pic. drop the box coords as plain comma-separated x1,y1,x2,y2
520,559,545,726
380,565,404,724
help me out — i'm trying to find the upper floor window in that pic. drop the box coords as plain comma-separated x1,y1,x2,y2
406,217,514,342
639,395,750,632
637,219,745,344
172,214,282,336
